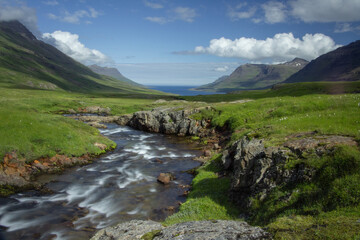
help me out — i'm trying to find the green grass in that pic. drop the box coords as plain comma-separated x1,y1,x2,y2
164,154,240,225
191,94,360,146
183,90,360,239
182,81,360,103
0,87,161,162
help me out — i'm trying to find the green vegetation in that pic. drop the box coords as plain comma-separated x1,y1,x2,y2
0,87,159,162
0,21,165,96
191,93,360,146
164,154,240,225
167,88,360,239
182,81,360,103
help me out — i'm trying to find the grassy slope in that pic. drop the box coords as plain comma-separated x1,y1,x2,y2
0,88,158,162
0,21,164,96
167,84,360,239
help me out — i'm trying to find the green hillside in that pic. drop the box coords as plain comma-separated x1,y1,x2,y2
88,64,143,87
195,58,308,92
0,20,162,96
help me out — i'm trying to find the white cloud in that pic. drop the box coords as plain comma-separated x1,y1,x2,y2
193,33,341,61
49,8,101,24
145,6,196,24
228,3,257,21
334,23,360,33
145,16,167,24
262,1,287,23
173,7,196,22
144,0,163,9
0,2,40,37
42,31,112,65
214,66,229,72
290,0,360,23
43,0,58,6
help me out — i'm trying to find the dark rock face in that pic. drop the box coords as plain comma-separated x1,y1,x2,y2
223,137,314,208
91,220,271,240
127,107,211,137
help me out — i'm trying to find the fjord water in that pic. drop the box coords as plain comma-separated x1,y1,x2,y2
146,85,225,96
0,124,201,240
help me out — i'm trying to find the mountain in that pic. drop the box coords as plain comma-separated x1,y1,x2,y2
88,65,143,87
195,58,308,93
0,21,159,95
285,40,360,83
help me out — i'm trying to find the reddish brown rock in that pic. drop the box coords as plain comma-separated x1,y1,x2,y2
157,173,175,184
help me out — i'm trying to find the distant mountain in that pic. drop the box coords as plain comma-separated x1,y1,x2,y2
285,40,360,83
195,58,308,92
0,20,159,95
88,65,143,87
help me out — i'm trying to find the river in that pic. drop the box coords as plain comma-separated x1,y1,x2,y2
0,123,201,240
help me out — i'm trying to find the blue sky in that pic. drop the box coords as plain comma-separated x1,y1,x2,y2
1,0,360,85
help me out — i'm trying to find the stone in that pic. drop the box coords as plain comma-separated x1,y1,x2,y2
91,220,270,240
157,173,174,184
87,122,107,129
68,109,76,114
203,150,211,157
90,220,164,240
116,114,132,126
127,107,210,137
214,143,221,150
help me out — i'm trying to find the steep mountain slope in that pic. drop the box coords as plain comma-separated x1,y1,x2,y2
0,21,159,95
195,58,308,92
285,40,360,83
88,64,143,87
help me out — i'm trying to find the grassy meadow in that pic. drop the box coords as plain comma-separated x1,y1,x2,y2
0,87,161,162
0,79,359,239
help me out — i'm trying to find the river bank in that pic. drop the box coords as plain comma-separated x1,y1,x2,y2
0,123,203,239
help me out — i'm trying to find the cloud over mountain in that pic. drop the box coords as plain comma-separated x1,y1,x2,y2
0,1,40,37
193,33,341,62
43,30,112,65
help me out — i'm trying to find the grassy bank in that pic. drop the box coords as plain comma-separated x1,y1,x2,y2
165,90,360,239
0,87,160,162
164,154,240,225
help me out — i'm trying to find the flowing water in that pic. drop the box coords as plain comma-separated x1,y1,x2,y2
0,123,201,240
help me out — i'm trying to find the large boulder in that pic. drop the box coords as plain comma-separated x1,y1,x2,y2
127,108,209,136
223,137,314,208
91,220,271,240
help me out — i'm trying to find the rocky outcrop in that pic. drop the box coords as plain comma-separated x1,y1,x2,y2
90,220,271,240
68,107,211,137
223,134,358,209
127,107,211,136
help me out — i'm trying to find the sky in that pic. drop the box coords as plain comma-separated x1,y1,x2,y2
0,0,360,86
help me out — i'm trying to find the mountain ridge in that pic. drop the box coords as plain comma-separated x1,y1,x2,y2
285,40,360,83
195,58,308,93
88,64,143,87
0,20,159,95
